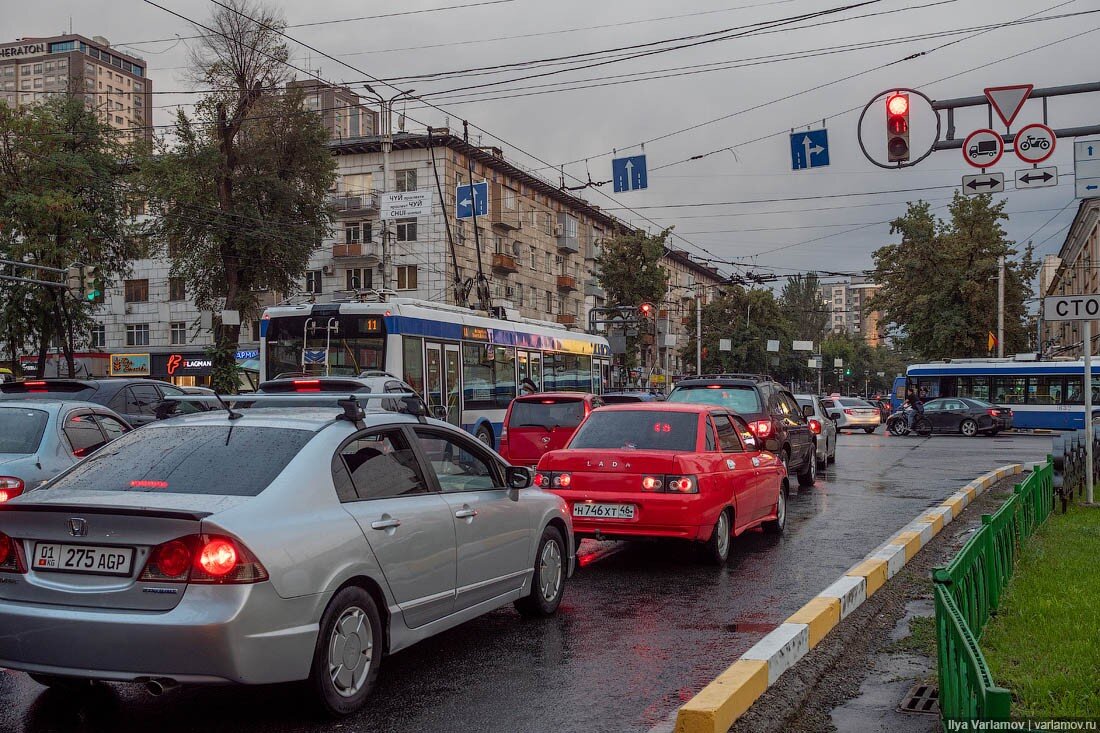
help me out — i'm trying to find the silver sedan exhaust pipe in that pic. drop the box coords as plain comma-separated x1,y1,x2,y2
145,678,178,696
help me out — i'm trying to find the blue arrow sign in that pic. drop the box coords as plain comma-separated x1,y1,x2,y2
612,155,648,192
790,129,830,171
456,181,489,219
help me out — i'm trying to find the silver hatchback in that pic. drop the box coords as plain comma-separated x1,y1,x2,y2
0,407,573,715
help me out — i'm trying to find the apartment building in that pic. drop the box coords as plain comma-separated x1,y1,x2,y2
820,276,886,346
1041,199,1100,357
0,34,152,142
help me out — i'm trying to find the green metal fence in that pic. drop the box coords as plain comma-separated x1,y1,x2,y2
932,460,1054,725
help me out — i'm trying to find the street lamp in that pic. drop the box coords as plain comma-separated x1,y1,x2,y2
362,86,416,294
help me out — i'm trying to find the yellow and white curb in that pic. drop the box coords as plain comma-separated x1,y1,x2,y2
673,463,1024,733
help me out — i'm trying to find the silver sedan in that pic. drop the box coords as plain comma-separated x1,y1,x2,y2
0,407,573,716
0,401,132,501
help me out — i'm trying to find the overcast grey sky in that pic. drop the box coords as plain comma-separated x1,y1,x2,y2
11,0,1097,281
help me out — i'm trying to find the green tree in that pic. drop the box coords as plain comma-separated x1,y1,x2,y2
596,228,670,371
137,0,335,391
682,287,788,375
868,193,1038,359
779,273,828,346
0,96,140,376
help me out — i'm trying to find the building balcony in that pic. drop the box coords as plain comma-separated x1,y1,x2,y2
332,243,380,264
556,274,577,292
491,253,519,273
584,279,605,298
556,238,579,255
327,191,380,215
491,216,522,232
556,314,577,326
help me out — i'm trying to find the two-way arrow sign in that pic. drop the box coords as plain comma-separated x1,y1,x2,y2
1015,166,1058,190
962,172,1005,195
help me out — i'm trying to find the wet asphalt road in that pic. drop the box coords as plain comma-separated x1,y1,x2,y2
0,430,1052,733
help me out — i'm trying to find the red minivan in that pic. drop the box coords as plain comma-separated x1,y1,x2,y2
498,393,603,467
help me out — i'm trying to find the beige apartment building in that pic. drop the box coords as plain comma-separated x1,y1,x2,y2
0,34,152,142
1042,198,1100,356
287,79,378,139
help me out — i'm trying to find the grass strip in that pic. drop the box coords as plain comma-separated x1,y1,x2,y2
981,503,1100,718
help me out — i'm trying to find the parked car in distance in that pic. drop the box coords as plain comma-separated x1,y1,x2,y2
0,378,209,426
536,403,786,564
0,401,131,502
823,396,882,433
667,374,817,487
499,393,602,467
794,394,837,468
0,403,571,716
248,375,432,416
921,397,1013,436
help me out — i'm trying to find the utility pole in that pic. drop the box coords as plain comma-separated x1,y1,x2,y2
695,288,702,374
997,255,1005,358
1086,318,1094,504
363,86,415,295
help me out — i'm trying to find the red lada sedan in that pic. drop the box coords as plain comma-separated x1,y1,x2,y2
535,403,787,564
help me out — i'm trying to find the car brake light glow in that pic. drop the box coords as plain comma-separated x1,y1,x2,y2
808,418,822,435
540,399,556,404
0,531,25,573
552,472,571,489
23,381,46,387
987,408,999,417
151,539,192,579
533,472,547,487
293,379,321,392
749,420,773,439
652,423,672,433
130,480,169,489
199,539,238,577
0,477,24,503
641,475,663,491
844,409,854,415
667,476,696,493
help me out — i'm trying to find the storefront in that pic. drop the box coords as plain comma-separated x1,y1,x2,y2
19,352,109,378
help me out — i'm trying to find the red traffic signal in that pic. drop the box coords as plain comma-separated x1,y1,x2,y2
886,92,910,163
638,302,655,318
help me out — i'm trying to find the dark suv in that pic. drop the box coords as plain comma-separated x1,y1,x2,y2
0,378,210,426
667,374,817,487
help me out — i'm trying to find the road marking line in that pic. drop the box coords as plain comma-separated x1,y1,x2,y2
786,597,840,648
742,623,810,685
675,659,767,733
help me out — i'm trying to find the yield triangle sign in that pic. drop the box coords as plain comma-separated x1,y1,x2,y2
984,84,1033,127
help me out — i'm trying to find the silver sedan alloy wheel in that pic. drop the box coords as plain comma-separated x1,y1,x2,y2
539,538,563,603
328,606,374,698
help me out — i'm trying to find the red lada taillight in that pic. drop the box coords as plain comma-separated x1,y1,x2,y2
139,534,267,584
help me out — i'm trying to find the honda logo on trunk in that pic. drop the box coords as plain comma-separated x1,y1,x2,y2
67,518,88,537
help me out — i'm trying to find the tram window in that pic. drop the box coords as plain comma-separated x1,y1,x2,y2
403,337,424,395
1028,376,1064,405
992,377,1026,404
462,344,516,410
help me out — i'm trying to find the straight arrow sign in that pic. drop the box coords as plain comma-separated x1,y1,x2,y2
1015,166,1058,189
962,172,1005,195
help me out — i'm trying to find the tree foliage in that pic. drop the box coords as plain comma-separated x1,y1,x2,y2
868,193,1039,359
779,273,828,346
0,95,140,376
595,228,670,307
136,0,335,391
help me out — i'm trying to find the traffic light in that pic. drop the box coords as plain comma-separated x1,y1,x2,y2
81,265,103,303
886,92,910,163
65,266,82,295
638,302,655,319
844,367,852,377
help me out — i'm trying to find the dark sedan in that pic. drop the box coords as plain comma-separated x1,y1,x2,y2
922,397,1013,436
0,378,210,426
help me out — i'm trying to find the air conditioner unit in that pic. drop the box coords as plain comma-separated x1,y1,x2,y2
322,264,334,275
553,225,564,237
124,304,133,315
505,286,516,298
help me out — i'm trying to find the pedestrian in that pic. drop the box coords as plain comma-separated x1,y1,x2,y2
520,377,538,396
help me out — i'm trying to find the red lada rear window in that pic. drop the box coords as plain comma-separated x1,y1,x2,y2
569,411,697,451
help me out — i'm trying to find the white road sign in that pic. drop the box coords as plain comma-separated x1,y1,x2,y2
380,190,433,220
962,173,1004,195
963,129,1004,168
1076,139,1100,199
1014,166,1057,189
719,339,732,351
766,340,780,352
792,340,814,351
834,358,844,368
1013,123,1055,164
984,84,1032,128
1044,295,1100,322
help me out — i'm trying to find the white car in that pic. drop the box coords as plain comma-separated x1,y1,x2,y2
822,396,881,433
794,394,837,467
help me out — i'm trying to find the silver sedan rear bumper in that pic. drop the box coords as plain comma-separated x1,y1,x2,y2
0,583,324,685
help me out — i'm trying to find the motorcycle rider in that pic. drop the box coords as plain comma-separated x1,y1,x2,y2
905,386,925,432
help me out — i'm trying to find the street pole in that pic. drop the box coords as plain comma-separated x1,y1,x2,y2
1086,318,1094,504
997,255,1005,358
695,289,702,375
380,98,392,293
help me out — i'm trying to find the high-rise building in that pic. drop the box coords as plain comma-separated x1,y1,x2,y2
820,276,886,346
287,80,378,139
0,34,152,142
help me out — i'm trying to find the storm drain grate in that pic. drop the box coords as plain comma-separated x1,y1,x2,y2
898,683,940,715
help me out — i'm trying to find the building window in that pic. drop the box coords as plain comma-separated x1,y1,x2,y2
125,324,149,347
20,65,30,76
530,247,537,270
395,169,417,192
124,279,149,303
545,253,552,273
33,64,42,74
345,268,371,291
90,324,105,348
345,223,361,244
545,290,553,311
396,218,417,242
168,277,186,301
170,321,187,345
503,186,516,210
397,265,418,290
305,270,323,294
